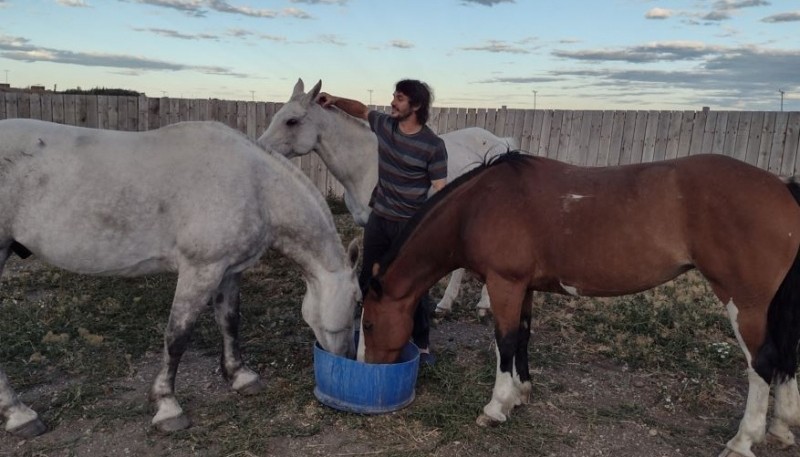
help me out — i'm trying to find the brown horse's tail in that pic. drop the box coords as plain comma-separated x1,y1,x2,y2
753,179,800,383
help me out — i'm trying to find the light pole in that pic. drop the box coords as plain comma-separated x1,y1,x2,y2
3,70,8,84
532,90,537,110
779,89,785,112
368,89,373,105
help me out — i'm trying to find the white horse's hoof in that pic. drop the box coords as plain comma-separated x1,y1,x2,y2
767,428,795,448
235,378,265,396
477,308,489,318
476,413,502,427
153,414,191,433
717,447,754,457
434,306,451,316
7,417,47,438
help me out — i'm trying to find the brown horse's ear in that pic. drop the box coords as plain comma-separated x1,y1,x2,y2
368,277,383,299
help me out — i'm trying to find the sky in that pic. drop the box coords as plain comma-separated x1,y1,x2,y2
0,0,798,111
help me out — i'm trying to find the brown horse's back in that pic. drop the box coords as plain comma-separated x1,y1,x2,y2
459,154,800,299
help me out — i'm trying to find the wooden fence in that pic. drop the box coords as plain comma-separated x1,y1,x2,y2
2,91,799,197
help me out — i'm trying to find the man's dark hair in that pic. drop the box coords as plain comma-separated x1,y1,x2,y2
395,79,433,125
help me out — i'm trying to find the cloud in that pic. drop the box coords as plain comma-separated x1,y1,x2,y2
388,40,414,49
134,27,219,40
554,41,721,63
460,0,514,5
762,11,800,22
461,40,530,54
290,0,347,4
0,33,248,77
128,0,313,19
475,76,560,84
57,0,91,6
700,0,771,22
645,8,673,19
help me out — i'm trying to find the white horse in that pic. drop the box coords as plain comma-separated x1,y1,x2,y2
0,119,360,437
258,79,518,316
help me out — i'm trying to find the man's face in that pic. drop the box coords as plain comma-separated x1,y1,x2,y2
390,91,417,121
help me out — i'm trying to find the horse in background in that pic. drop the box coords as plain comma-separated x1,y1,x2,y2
360,152,800,457
257,79,517,317
0,119,360,437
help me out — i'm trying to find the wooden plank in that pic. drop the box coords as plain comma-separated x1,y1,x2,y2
63,94,77,126
137,96,148,131
571,111,590,165
529,110,545,156
475,108,487,130
732,112,752,162
721,111,740,157
28,93,42,121
170,98,181,126
179,99,190,123
711,111,728,154
495,107,507,137
484,108,497,135
428,107,441,134
756,112,776,170
148,98,161,130
127,96,139,131
117,95,128,131
676,111,695,158
435,107,447,134
767,112,790,175
505,108,518,140
596,111,614,166
76,96,90,127
665,111,683,160
246,101,257,139
586,111,603,166
556,111,575,162
546,110,563,159
744,112,765,166
627,111,648,165
700,111,718,154
51,94,64,124
96,95,108,129
618,111,638,165
255,102,267,139
106,96,119,130
512,109,525,150
687,110,707,156
17,93,31,119
456,108,467,130
607,111,626,165
537,110,552,157
466,108,476,131
641,111,659,163
41,94,53,122
4,92,18,119
652,111,671,162
0,93,5,120
446,107,458,134
780,112,800,177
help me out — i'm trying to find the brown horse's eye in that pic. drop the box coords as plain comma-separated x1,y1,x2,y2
362,321,373,331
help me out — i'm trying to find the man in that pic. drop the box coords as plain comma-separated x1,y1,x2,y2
318,79,447,366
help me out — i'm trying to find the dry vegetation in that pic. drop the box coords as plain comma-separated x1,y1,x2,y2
0,202,797,457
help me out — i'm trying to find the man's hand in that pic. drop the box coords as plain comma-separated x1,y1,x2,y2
317,92,339,108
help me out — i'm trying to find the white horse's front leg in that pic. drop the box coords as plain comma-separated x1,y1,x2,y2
151,267,219,433
768,377,800,447
476,285,491,317
1,371,46,438
720,369,770,457
435,269,465,315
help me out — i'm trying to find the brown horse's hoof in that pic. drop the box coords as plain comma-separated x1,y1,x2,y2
236,378,265,396
8,418,47,438
153,414,191,433
475,414,502,427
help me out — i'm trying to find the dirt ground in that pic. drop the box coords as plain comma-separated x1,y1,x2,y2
1,248,798,457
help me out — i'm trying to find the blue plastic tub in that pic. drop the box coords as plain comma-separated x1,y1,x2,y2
313,333,419,414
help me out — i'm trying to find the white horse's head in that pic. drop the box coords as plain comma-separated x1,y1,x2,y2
258,78,322,159
302,237,361,358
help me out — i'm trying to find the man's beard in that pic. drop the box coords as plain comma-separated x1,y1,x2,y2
391,107,413,121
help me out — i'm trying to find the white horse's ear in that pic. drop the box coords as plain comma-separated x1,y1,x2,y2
347,236,361,268
291,78,305,100
302,80,323,107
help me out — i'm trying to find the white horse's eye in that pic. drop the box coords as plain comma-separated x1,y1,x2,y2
286,118,300,127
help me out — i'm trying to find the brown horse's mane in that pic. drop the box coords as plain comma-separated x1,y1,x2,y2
377,150,532,275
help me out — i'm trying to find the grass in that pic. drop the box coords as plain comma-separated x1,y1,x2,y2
1,202,796,456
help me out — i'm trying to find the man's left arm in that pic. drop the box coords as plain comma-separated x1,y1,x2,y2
429,139,448,194
430,178,447,193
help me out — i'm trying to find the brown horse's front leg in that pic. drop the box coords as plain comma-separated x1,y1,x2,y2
476,275,528,427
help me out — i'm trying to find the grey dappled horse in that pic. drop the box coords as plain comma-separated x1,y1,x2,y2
0,119,360,437
258,79,518,316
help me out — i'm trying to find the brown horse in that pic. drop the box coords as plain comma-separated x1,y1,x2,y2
360,152,800,457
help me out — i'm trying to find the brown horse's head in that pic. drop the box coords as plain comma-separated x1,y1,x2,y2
361,275,416,364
